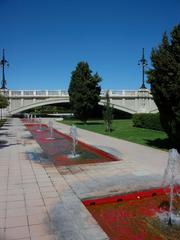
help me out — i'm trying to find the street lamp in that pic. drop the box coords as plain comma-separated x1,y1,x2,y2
0,49,9,119
0,49,9,90
138,48,148,89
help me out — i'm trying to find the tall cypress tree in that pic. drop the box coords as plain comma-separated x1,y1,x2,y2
147,24,180,151
68,62,101,122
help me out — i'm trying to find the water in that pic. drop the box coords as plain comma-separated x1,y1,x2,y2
46,120,54,139
25,113,30,120
36,118,43,132
68,125,79,158
158,211,180,226
30,114,33,121
161,148,180,225
26,113,36,122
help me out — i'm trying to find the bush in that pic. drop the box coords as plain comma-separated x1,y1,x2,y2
132,113,163,131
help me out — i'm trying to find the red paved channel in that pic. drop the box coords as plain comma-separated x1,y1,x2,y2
83,187,180,240
24,122,120,166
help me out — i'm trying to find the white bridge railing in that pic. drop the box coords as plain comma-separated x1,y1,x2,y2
6,89,152,97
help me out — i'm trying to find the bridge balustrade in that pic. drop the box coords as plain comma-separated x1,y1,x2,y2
35,90,46,96
100,90,106,96
111,90,123,95
123,91,137,96
60,90,69,96
100,90,139,96
47,90,60,96
11,91,22,96
23,91,34,96
8,89,151,98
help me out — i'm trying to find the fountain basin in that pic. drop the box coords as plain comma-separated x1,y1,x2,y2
24,123,120,166
83,186,180,240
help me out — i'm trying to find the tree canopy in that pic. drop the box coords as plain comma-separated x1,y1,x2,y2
147,24,180,151
68,61,101,122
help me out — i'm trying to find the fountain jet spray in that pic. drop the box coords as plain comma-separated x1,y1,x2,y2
47,120,54,139
37,118,43,132
70,125,78,156
162,149,180,226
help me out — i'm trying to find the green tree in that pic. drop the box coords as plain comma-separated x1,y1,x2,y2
147,24,180,151
103,90,113,132
68,61,101,122
0,93,9,120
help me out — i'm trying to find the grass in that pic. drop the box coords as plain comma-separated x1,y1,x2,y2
60,119,171,150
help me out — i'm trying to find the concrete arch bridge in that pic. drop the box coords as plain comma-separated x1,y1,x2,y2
2,89,158,116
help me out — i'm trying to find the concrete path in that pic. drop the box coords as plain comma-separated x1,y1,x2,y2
0,118,170,240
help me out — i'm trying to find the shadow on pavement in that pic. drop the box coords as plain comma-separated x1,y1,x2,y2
0,140,21,149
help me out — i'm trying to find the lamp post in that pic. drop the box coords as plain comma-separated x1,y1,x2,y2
0,49,9,119
138,48,147,89
0,49,9,90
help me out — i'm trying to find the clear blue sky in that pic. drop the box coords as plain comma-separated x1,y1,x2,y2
0,0,179,90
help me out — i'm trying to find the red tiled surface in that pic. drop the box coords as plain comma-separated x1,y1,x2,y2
84,187,180,240
24,123,120,166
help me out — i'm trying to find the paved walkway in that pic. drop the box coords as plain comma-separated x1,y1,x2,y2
0,118,169,240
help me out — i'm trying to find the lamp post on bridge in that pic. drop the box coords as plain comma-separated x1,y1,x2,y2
0,49,9,91
0,49,9,119
138,48,147,89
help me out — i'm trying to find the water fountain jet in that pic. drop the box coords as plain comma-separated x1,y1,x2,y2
68,125,80,158
36,118,43,132
46,120,55,140
161,148,180,226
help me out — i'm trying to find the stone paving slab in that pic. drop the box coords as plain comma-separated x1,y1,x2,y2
0,118,109,240
0,118,172,240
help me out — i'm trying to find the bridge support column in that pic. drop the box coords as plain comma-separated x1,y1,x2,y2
137,88,150,113
21,98,24,107
135,98,138,110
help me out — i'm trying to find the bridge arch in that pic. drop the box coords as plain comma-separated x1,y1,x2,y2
11,98,138,115
11,98,69,115
7,89,158,115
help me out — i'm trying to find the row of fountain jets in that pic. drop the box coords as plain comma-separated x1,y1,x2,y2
25,114,78,157
25,114,180,226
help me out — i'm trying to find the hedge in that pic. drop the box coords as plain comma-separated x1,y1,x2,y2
132,113,163,131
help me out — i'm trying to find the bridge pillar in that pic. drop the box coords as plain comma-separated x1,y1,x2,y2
21,98,24,107
137,88,151,113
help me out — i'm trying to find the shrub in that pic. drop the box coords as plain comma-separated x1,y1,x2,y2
132,113,163,131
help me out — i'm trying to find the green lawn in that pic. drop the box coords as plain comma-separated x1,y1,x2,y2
60,119,170,150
